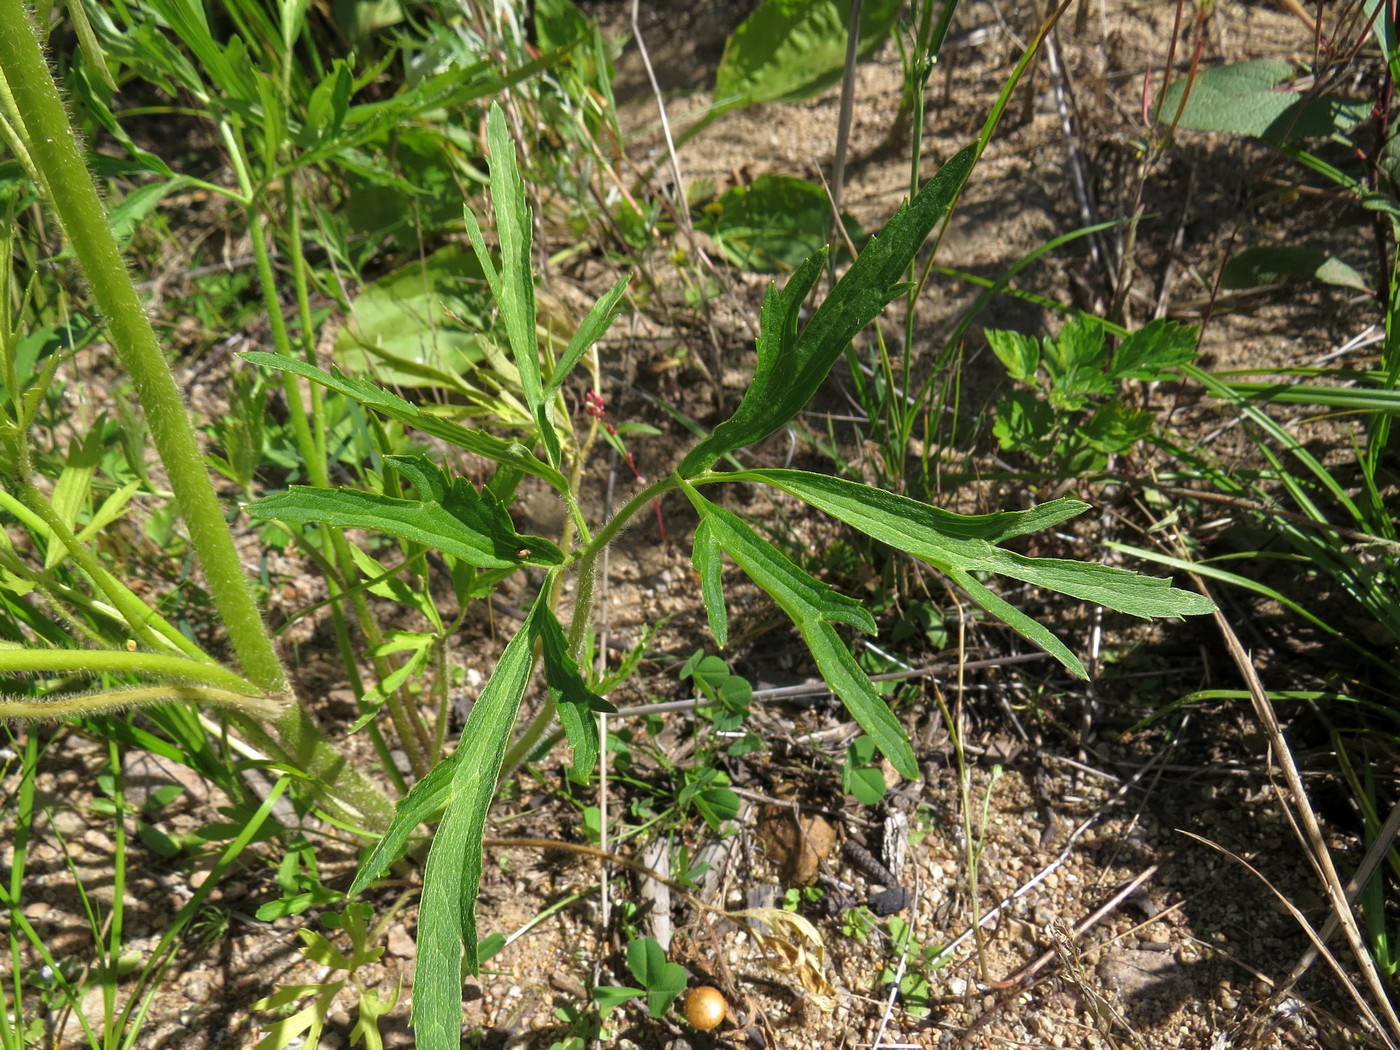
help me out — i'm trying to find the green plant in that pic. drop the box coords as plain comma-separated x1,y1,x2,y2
1,7,1222,1048
842,735,887,805
987,314,1199,473
680,651,760,756
783,885,825,911
878,915,948,1020
245,103,1208,1047
841,905,877,942
251,903,401,1050
590,937,689,1022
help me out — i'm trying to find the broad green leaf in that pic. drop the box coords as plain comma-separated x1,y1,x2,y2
986,328,1040,382
700,175,863,272
534,0,590,49
992,391,1056,457
592,985,643,1016
335,244,490,386
678,143,977,476
1157,60,1371,140
413,599,539,1047
715,0,902,106
464,104,560,467
1078,403,1153,454
694,784,742,828
715,470,1215,675
305,58,354,141
386,454,449,503
1110,318,1199,381
843,745,886,805
681,486,916,778
1221,245,1368,292
245,487,561,569
242,351,570,493
627,938,688,1019
1043,316,1113,411
1050,314,1107,372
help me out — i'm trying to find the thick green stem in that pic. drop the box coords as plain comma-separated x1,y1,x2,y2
0,7,395,831
0,8,284,694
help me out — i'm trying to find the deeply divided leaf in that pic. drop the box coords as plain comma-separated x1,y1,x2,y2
715,469,1215,677
680,484,916,778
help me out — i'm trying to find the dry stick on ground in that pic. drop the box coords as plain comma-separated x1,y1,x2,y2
596,445,620,934
936,719,1184,964
1043,22,1104,282
1190,576,1400,1048
870,861,922,1050
1289,798,1400,989
994,864,1161,988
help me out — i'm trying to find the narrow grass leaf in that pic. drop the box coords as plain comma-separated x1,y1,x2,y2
246,487,561,568
1218,381,1400,413
678,143,977,476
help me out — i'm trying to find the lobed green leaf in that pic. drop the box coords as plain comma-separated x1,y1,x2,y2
680,484,916,778
715,469,1215,675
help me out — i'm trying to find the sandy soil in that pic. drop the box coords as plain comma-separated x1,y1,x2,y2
1,2,1393,1049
